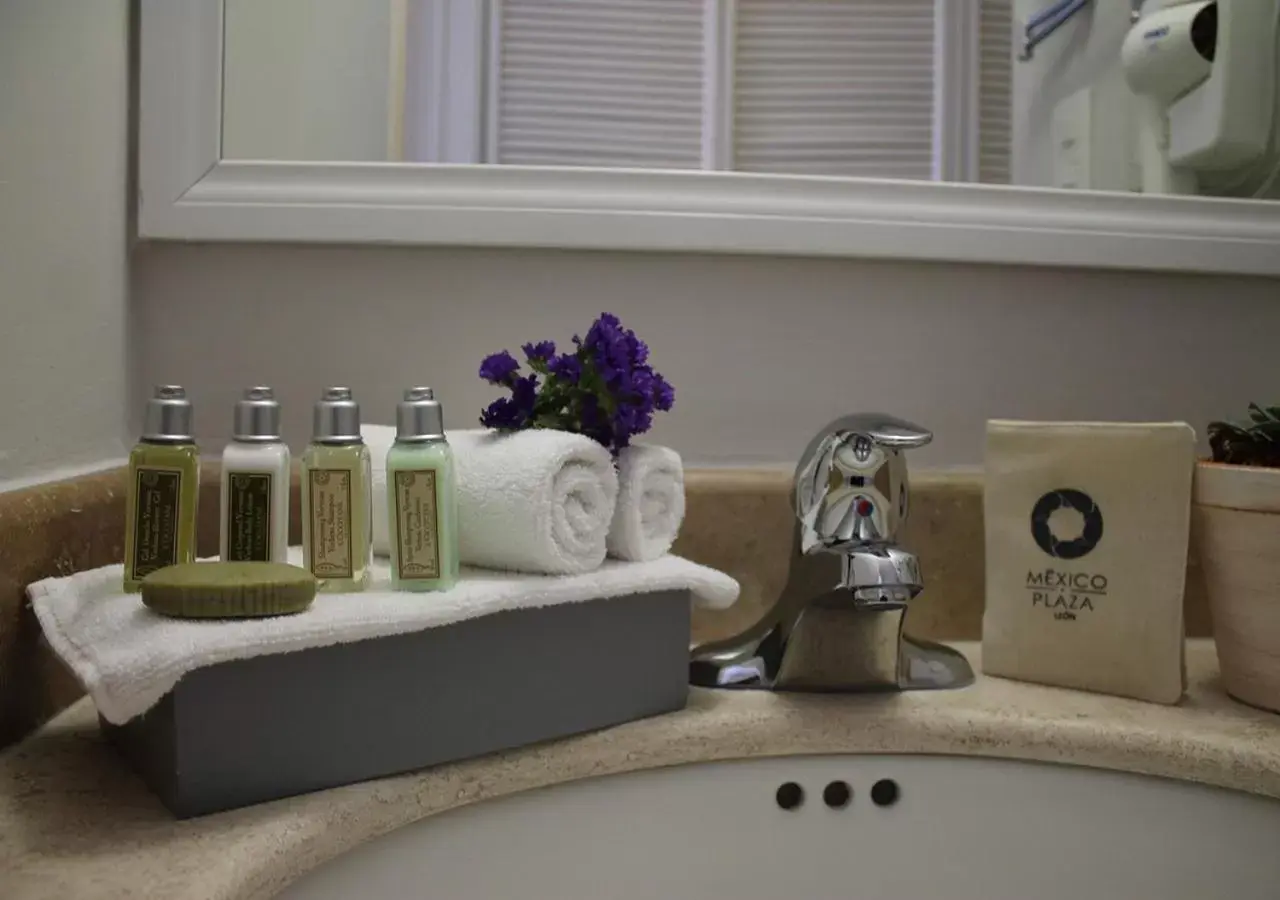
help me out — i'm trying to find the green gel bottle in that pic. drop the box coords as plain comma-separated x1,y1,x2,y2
123,385,200,593
387,387,459,591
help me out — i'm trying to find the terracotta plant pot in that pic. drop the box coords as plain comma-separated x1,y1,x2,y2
1194,461,1280,713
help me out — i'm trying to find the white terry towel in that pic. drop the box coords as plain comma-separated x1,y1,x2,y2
29,549,740,725
366,426,619,575
608,444,686,562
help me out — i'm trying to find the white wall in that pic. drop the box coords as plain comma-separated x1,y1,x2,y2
1012,0,1138,190
132,243,1280,468
222,0,401,161
0,0,131,488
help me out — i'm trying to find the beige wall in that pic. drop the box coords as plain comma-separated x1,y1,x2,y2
0,0,131,487
132,243,1278,468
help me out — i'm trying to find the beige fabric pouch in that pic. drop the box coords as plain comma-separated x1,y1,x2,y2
982,420,1195,704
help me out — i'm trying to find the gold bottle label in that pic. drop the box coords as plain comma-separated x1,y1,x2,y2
226,472,273,562
308,469,353,578
393,470,441,580
131,467,183,579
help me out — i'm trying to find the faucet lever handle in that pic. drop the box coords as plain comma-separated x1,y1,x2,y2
794,414,931,553
841,413,933,451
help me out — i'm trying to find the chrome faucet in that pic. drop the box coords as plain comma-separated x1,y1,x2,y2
690,414,974,692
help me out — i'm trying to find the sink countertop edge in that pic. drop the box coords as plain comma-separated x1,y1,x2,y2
2,640,1279,900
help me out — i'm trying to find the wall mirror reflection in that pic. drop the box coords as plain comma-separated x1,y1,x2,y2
220,0,1280,202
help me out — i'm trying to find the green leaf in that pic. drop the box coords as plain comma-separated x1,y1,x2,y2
1247,403,1273,424
575,360,614,416
1249,420,1280,441
531,412,570,429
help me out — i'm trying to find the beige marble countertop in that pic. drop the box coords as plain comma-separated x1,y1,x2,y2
3,640,1279,899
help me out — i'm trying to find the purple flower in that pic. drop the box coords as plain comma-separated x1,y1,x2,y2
522,340,556,364
510,374,538,414
631,367,655,398
479,374,539,429
585,313,647,369
628,333,649,366
583,313,632,385
584,313,622,348
479,397,519,429
653,374,675,412
614,402,652,444
548,353,582,384
479,350,520,386
477,313,673,453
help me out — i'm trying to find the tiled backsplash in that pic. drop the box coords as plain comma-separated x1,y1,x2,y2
0,465,1213,748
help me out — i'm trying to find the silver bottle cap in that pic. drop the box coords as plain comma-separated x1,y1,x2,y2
312,387,362,444
396,387,446,441
141,385,194,443
233,386,282,442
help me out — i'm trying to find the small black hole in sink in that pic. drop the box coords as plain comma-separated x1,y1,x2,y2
775,782,804,810
822,780,852,809
871,778,899,807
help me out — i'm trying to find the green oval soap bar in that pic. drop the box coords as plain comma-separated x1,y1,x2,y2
141,561,317,619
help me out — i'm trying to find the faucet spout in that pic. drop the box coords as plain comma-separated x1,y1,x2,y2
841,547,922,610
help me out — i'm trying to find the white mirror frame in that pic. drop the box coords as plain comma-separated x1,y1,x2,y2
139,0,1280,276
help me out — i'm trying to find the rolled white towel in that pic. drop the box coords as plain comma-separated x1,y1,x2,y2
366,425,619,575
607,444,686,562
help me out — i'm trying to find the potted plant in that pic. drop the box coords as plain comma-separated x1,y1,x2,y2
1196,405,1280,712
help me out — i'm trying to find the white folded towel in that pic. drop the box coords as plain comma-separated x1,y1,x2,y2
366,426,619,575
29,549,740,725
607,444,686,562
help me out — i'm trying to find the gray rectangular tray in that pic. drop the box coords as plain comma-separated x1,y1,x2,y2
102,589,692,818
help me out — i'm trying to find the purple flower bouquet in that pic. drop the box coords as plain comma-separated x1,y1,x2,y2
478,313,674,454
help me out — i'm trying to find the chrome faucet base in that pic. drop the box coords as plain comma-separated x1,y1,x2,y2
688,608,975,692
690,413,975,695
899,634,976,691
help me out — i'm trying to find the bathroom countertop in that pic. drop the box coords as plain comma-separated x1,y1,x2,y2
3,640,1279,899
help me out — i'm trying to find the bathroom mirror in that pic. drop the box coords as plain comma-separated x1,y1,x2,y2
139,0,1280,275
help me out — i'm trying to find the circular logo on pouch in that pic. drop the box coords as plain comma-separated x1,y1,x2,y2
1030,489,1103,560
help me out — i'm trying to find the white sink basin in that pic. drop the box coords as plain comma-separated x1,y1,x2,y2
278,755,1280,899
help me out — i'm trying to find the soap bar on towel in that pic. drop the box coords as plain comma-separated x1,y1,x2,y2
982,420,1195,705
608,444,686,562
367,426,618,575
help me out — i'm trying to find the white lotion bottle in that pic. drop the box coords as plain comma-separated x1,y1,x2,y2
220,386,291,563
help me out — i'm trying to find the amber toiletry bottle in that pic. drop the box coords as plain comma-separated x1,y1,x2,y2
301,387,372,592
123,385,200,592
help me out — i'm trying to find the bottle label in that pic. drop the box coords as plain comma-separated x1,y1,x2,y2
131,467,183,579
226,472,273,562
393,469,441,580
308,469,353,578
